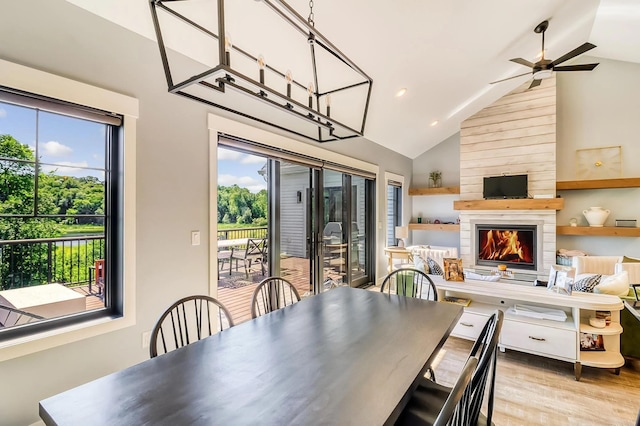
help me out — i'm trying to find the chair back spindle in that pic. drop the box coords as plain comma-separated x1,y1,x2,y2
251,277,301,318
150,295,234,358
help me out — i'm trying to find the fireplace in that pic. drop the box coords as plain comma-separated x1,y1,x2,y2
476,224,536,271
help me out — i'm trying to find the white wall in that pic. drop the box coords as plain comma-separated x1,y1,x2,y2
410,132,461,248
556,56,640,257
0,2,412,424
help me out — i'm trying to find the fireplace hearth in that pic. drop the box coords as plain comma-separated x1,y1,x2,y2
476,224,536,271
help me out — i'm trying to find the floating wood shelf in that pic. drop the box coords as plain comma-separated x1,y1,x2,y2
409,223,460,232
556,177,640,190
408,186,460,196
453,198,564,210
556,226,640,237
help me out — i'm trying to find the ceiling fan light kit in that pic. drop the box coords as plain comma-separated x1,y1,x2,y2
491,20,599,89
149,0,372,143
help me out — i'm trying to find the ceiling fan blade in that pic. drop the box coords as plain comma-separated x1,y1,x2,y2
528,79,542,89
553,63,599,72
490,72,531,84
550,42,596,67
509,58,534,68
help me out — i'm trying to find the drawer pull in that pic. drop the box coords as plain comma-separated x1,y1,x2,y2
529,336,546,342
460,322,474,327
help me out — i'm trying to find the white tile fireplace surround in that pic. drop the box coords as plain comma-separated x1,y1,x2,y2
460,212,556,280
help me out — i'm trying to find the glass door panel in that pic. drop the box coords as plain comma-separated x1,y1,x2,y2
350,176,368,286
277,162,313,297
322,170,347,287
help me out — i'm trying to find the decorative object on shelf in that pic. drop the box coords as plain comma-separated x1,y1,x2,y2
576,146,622,179
149,0,372,143
595,310,612,326
615,219,637,228
443,296,471,307
583,206,610,227
547,264,575,295
569,218,578,227
589,317,606,328
417,217,422,224
395,226,408,248
497,264,507,271
443,258,464,282
428,170,442,188
580,333,605,351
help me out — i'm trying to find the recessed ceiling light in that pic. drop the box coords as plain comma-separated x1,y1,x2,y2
430,120,439,127
395,88,407,97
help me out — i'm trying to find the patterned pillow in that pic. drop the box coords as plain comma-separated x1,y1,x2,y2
426,257,444,276
412,253,429,274
573,274,602,292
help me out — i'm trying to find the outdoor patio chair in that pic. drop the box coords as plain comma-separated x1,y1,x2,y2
149,295,234,358
231,238,267,278
401,310,504,426
251,277,301,319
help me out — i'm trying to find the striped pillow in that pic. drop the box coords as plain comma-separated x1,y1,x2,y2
573,274,602,292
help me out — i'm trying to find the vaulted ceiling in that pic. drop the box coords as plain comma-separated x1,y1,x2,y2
66,0,640,158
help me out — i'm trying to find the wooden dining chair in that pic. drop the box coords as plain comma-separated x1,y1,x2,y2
251,277,301,319
397,356,478,426
401,310,504,426
380,267,438,301
149,295,234,358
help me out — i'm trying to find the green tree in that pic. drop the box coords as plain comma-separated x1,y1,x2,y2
0,134,63,289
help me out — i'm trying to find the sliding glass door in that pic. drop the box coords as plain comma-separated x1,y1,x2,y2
217,141,375,322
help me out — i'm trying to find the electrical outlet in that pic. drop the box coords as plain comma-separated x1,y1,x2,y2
142,331,151,349
191,231,201,246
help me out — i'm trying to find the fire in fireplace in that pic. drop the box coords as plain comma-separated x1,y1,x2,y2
476,224,536,270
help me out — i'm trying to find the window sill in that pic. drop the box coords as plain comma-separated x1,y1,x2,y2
0,312,135,362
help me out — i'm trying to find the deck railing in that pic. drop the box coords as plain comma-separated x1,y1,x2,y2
0,236,105,290
217,227,268,241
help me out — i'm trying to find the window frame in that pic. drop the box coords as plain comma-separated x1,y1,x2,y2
0,59,138,362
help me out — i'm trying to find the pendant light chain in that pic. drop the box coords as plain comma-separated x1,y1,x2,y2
308,0,315,27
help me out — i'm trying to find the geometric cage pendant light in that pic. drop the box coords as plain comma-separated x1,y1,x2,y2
149,0,373,143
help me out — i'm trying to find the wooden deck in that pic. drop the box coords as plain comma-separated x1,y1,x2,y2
217,256,314,324
71,284,105,311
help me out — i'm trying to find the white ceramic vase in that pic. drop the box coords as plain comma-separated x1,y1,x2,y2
583,206,610,227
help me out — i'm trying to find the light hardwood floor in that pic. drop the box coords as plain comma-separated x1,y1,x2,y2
435,337,640,425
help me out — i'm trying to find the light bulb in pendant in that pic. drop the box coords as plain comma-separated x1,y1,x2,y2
326,94,331,117
224,33,232,65
285,70,293,97
257,55,265,84
307,82,314,108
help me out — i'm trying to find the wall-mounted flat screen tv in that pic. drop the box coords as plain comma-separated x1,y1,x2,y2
483,174,528,199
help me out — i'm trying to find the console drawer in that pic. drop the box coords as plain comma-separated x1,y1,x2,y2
451,311,489,340
501,320,576,360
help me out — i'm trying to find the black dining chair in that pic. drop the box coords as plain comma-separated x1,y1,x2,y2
397,356,478,426
251,277,301,319
400,310,504,426
380,267,438,301
149,295,234,358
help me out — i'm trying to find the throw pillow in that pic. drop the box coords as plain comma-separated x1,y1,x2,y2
594,271,629,296
426,257,444,276
573,274,602,292
412,252,429,274
622,255,640,263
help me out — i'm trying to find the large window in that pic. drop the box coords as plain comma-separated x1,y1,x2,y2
386,179,402,247
0,85,125,343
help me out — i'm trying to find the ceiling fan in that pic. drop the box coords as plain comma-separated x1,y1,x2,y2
491,20,599,89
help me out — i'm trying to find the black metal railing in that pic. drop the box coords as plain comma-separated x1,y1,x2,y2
217,227,268,241
0,236,105,290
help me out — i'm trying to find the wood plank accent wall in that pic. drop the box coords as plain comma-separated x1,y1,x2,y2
460,77,557,199
458,78,557,276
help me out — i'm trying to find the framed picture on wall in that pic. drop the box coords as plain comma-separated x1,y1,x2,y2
443,258,464,282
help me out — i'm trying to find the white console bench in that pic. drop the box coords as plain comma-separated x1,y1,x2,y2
431,277,624,380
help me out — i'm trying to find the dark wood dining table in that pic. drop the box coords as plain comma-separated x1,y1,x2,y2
39,287,462,425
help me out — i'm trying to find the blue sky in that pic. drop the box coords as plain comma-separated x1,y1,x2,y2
0,101,106,179
217,147,267,193
2,101,267,189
